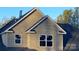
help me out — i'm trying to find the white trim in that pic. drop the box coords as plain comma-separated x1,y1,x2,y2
27,16,47,33
4,8,38,32
39,34,46,47
55,23,66,34
0,31,13,34
26,31,35,33
4,31,13,33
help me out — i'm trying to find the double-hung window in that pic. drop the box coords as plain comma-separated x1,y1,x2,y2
40,35,52,47
40,35,46,46
15,35,21,44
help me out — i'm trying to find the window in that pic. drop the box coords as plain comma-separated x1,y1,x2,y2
47,36,52,40
40,41,45,46
47,41,52,46
15,35,21,44
47,35,52,46
15,40,20,43
40,35,46,46
40,35,45,40
40,35,52,47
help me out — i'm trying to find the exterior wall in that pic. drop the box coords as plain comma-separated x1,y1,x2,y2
2,32,8,47
58,34,63,50
2,32,14,47
27,34,55,51
27,19,63,51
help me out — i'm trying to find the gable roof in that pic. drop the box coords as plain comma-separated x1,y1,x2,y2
0,8,66,35
0,8,37,33
26,15,66,34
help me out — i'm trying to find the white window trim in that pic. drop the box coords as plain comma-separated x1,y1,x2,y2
39,34,46,47
14,34,22,45
39,34,53,47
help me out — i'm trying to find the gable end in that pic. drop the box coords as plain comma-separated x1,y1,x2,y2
26,15,48,33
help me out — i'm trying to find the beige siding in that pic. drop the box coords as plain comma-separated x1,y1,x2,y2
12,10,43,47
2,9,64,50
26,18,63,51
2,32,14,47
2,32,8,47
7,32,14,47
58,34,63,50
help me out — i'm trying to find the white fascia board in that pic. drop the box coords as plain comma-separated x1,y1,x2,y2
0,31,13,34
55,23,66,34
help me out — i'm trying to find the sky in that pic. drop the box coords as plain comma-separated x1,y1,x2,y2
0,7,73,22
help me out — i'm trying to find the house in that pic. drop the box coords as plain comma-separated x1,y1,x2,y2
0,8,66,51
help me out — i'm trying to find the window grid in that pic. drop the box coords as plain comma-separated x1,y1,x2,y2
40,35,52,47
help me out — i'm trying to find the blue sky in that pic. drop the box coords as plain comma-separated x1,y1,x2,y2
0,7,73,22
